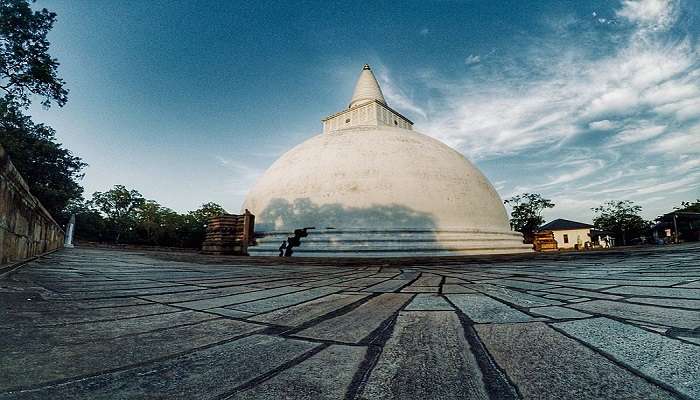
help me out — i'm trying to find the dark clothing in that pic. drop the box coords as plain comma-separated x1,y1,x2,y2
282,227,314,257
278,241,287,257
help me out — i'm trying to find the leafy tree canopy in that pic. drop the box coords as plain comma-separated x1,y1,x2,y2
0,1,81,218
59,198,107,241
0,0,67,108
90,185,145,243
0,98,85,217
592,200,651,245
187,202,227,225
675,199,700,213
504,193,555,240
66,186,227,248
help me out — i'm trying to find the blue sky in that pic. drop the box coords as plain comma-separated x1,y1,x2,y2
31,0,700,223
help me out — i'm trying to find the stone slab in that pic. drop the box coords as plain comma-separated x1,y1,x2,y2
0,302,182,328
472,284,563,307
626,297,700,309
677,336,700,345
359,311,489,400
300,277,358,287
362,279,411,293
528,306,591,319
441,284,476,294
545,287,622,300
411,275,442,286
250,293,369,327
295,294,412,343
446,294,534,323
0,335,318,399
0,310,216,351
230,344,366,400
569,300,700,329
207,308,255,318
554,317,700,399
542,293,579,301
140,285,261,303
229,287,341,313
396,272,420,280
604,286,700,299
567,297,591,303
557,282,616,290
336,277,387,287
569,278,690,287
401,285,439,293
475,322,676,400
677,280,700,289
0,319,263,391
172,286,304,310
404,294,453,311
475,279,558,291
67,285,205,299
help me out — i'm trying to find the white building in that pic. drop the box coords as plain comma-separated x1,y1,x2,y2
539,219,594,250
242,64,530,256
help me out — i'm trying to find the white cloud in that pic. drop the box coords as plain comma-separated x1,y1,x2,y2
642,80,699,106
654,96,700,121
419,39,697,159
672,158,700,174
376,68,427,119
374,0,698,221
589,120,618,130
545,162,603,186
465,54,481,65
403,0,698,168
647,129,700,154
609,124,665,146
585,88,640,118
632,172,700,195
617,0,677,31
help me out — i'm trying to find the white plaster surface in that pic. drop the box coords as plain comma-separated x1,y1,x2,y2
551,228,591,249
242,127,528,255
241,64,529,256
348,65,386,108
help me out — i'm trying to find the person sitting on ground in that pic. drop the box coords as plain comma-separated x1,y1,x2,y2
278,240,287,257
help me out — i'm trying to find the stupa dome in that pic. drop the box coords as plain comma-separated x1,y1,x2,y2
242,65,529,256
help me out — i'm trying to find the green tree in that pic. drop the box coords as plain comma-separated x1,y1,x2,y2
504,193,555,241
675,199,700,213
135,200,183,246
178,202,227,248
58,198,107,242
0,1,82,218
0,0,67,107
0,99,85,216
90,185,145,243
188,202,227,224
592,200,650,246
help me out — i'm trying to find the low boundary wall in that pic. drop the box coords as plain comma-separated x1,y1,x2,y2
0,144,64,266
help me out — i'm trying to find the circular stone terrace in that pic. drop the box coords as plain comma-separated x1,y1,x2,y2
1,244,699,400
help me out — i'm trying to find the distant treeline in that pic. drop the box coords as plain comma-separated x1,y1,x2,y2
60,185,226,248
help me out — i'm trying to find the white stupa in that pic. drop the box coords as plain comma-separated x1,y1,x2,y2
242,64,530,256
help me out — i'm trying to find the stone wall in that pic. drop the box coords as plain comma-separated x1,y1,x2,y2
0,144,64,266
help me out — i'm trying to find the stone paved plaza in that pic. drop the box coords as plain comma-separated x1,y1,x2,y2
1,244,699,400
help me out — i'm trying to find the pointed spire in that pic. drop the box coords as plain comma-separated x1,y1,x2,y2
348,64,386,108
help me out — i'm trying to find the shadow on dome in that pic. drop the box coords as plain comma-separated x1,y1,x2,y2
254,198,438,232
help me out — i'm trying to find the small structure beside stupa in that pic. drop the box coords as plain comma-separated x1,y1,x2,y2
539,219,594,250
242,64,530,256
201,211,255,255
